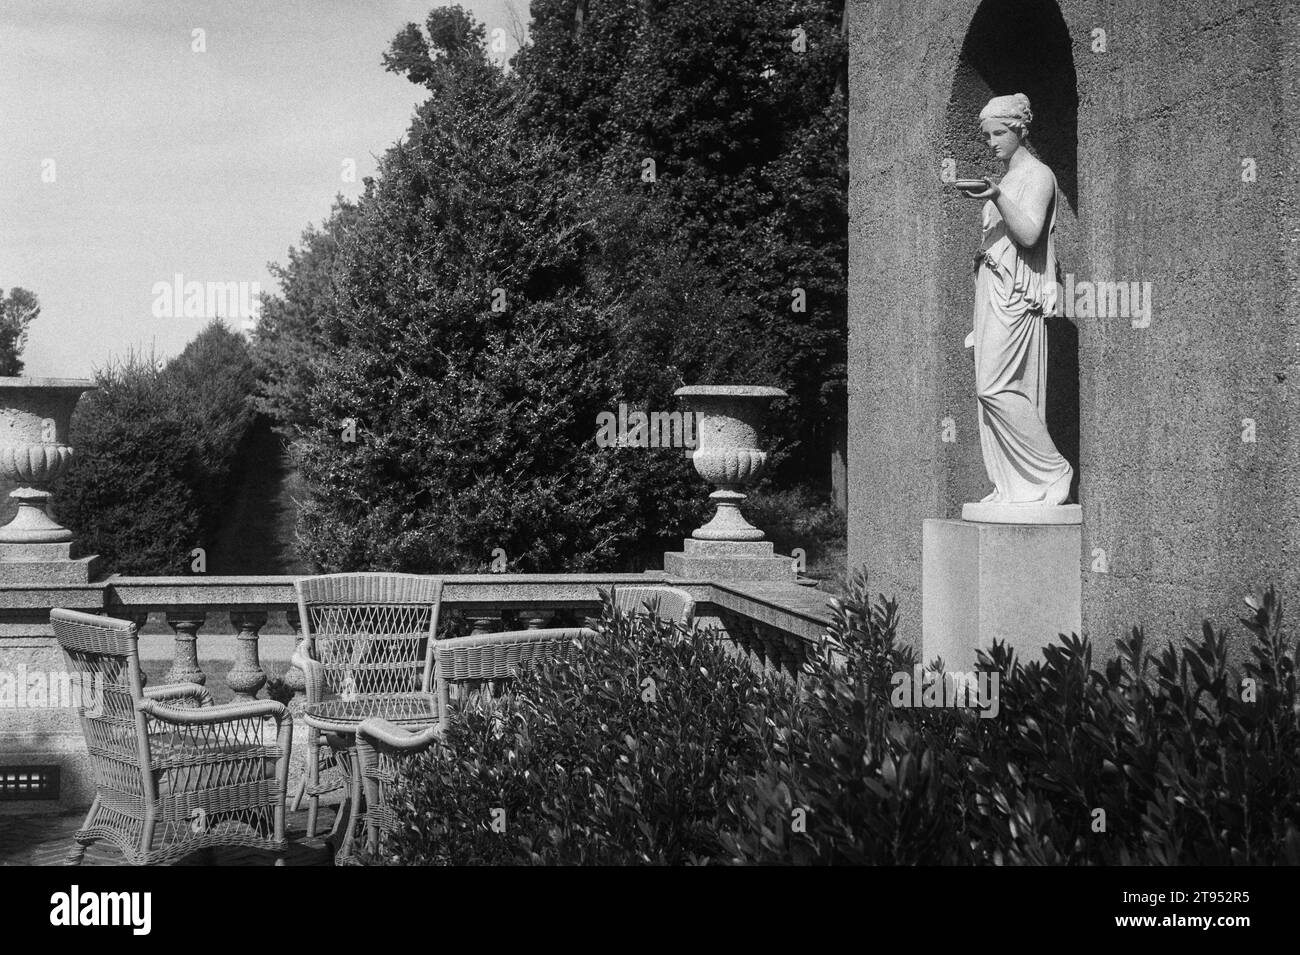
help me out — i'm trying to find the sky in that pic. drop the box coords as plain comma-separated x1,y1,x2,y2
0,0,524,378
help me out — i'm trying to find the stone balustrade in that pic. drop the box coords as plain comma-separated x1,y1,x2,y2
0,571,831,808
96,573,829,695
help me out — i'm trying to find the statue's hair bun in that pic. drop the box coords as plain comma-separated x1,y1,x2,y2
979,93,1032,131
1011,93,1032,126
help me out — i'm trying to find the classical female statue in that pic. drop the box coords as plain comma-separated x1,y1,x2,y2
957,93,1074,517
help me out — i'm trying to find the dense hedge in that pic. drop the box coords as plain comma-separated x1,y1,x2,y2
53,322,258,574
380,578,1300,865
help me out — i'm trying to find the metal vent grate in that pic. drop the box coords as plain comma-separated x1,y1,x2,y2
0,765,60,801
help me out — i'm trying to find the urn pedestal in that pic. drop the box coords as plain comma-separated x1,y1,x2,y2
662,385,795,582
0,378,100,585
0,379,103,811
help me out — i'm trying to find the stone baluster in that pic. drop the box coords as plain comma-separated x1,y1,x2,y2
283,607,306,694
227,611,268,701
519,609,555,630
165,611,207,686
759,627,779,675
717,610,751,665
738,617,764,670
726,616,747,668
781,633,806,678
765,627,794,680
759,628,774,670
757,624,776,674
468,612,502,636
465,611,505,696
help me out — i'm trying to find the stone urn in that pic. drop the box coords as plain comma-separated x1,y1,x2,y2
0,378,95,543
676,384,787,541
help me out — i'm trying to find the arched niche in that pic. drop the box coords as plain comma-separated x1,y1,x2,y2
938,0,1081,505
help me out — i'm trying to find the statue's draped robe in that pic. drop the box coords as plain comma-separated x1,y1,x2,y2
972,162,1073,504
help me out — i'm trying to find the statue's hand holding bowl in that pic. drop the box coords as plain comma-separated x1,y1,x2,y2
955,177,999,200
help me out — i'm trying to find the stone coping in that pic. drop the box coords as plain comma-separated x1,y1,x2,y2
674,384,787,398
101,572,673,607
0,572,831,642
709,580,834,642
0,377,95,389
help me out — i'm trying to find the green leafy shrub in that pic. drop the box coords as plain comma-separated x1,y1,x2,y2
382,575,1300,866
53,322,258,574
380,596,784,865
726,576,1300,865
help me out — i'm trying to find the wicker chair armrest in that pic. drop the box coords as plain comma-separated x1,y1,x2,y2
357,717,441,751
138,697,291,727
433,627,595,688
296,654,326,703
608,585,697,627
141,682,214,707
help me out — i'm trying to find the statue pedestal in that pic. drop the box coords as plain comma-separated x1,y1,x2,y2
961,502,1081,525
663,539,794,582
921,518,1081,672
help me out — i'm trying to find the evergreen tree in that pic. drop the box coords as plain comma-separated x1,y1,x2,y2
294,13,698,572
253,198,360,435
516,0,848,474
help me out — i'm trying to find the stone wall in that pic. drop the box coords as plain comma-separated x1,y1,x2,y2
848,0,1299,653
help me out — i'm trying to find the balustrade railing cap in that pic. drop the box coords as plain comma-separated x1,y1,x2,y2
673,385,787,398
0,377,95,390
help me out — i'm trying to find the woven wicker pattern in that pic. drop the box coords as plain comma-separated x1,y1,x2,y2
433,627,589,684
354,721,440,857
354,626,597,859
612,585,696,627
291,573,443,838
51,607,292,866
306,695,440,727
297,573,442,606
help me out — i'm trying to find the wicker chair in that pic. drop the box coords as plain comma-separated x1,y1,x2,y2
355,626,595,859
52,608,293,866
291,573,443,838
611,585,696,628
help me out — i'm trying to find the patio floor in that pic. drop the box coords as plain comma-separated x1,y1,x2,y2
0,802,342,866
